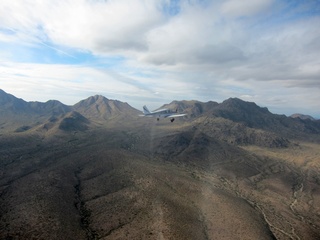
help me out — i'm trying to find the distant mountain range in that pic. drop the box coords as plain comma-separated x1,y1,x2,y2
1,88,319,144
0,89,138,118
0,89,139,133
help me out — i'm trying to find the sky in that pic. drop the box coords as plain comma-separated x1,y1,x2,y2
0,0,320,118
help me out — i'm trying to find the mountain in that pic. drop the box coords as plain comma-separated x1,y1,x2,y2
1,89,320,239
28,100,71,116
58,111,90,131
0,89,28,112
0,89,71,132
0,90,139,132
161,100,218,118
161,98,320,142
211,98,271,127
210,98,320,137
73,95,140,122
37,111,90,135
290,113,316,121
2,89,320,143
0,89,70,115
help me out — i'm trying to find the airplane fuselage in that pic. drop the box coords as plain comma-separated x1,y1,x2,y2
140,106,186,122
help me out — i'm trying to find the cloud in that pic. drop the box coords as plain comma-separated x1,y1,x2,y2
0,0,319,117
221,0,273,18
141,2,246,66
0,61,145,104
0,0,164,53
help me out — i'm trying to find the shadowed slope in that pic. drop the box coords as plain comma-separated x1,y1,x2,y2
1,90,320,239
0,131,277,239
0,89,71,132
58,111,90,132
212,98,320,137
162,98,320,143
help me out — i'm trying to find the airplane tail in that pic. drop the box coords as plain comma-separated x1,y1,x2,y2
143,105,151,114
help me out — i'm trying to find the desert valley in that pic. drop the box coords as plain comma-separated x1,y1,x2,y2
0,89,320,240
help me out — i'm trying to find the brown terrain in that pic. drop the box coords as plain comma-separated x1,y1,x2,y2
1,89,320,239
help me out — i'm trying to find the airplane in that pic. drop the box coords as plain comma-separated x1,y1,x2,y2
140,105,186,122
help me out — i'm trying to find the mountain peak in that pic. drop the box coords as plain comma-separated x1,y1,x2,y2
82,95,109,105
161,100,218,118
92,95,108,101
290,113,315,121
0,89,19,102
0,89,27,110
218,98,270,115
209,98,273,128
73,95,139,121
221,98,268,111
58,111,89,132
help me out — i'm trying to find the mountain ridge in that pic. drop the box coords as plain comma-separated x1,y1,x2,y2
1,89,320,142
1,89,320,239
290,113,316,121
160,97,320,140
1,89,318,121
0,90,140,132
73,95,139,122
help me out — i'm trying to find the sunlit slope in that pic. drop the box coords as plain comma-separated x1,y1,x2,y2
73,95,141,126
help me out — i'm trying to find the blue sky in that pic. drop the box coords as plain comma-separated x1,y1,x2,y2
0,0,319,118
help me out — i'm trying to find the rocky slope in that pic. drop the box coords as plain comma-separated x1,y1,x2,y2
1,90,320,239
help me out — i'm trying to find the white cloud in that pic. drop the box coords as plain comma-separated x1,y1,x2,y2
0,0,319,117
0,62,144,104
140,2,246,67
0,0,164,53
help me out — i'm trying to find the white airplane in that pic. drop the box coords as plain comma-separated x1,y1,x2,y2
140,105,186,122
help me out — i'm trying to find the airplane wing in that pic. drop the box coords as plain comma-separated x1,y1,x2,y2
152,108,168,113
166,114,186,118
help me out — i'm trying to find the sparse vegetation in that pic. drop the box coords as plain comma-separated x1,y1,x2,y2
1,90,320,239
